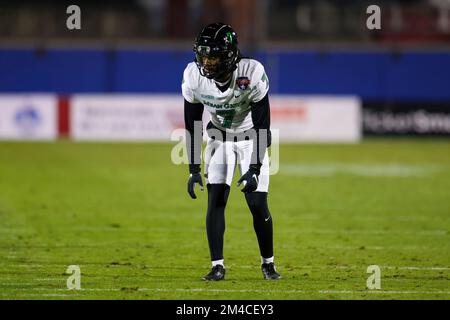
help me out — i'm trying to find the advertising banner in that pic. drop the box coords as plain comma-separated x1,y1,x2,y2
363,101,450,135
270,96,361,142
71,95,185,141
70,94,361,142
0,95,57,140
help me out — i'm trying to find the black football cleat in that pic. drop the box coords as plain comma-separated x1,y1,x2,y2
203,265,225,281
261,263,281,280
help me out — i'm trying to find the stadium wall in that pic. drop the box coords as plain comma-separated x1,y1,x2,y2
0,48,449,101
0,48,449,138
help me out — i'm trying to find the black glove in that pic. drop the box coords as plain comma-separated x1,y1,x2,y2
237,165,260,193
187,166,204,199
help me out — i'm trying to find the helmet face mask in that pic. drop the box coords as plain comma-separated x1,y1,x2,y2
193,23,240,80
194,46,234,79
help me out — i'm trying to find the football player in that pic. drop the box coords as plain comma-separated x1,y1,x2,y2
182,23,281,281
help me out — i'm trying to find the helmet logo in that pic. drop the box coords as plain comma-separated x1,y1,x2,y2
226,31,233,44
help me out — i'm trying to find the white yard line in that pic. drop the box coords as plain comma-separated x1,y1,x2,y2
303,230,447,236
1,287,449,295
317,290,450,295
381,266,450,271
10,264,47,267
1,264,449,271
0,293,77,297
279,163,444,177
231,265,450,271
34,278,64,281
141,288,450,295
0,227,446,236
65,228,450,235
295,215,449,222
0,283,38,286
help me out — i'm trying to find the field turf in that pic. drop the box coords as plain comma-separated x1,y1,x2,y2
0,139,449,300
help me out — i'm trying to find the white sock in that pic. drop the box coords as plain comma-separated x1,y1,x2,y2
212,259,224,267
261,256,274,265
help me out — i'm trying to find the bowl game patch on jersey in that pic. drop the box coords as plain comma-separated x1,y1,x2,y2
236,77,251,90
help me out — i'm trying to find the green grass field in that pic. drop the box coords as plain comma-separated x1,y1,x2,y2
0,139,449,300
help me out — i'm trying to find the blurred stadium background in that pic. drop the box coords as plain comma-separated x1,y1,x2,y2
0,0,449,139
0,0,449,300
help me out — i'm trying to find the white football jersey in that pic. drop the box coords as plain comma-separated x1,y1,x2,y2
182,58,269,133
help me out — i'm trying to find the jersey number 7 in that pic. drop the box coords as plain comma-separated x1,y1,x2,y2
216,109,236,128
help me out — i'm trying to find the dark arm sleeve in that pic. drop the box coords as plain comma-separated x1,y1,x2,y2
250,93,271,172
184,99,204,174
